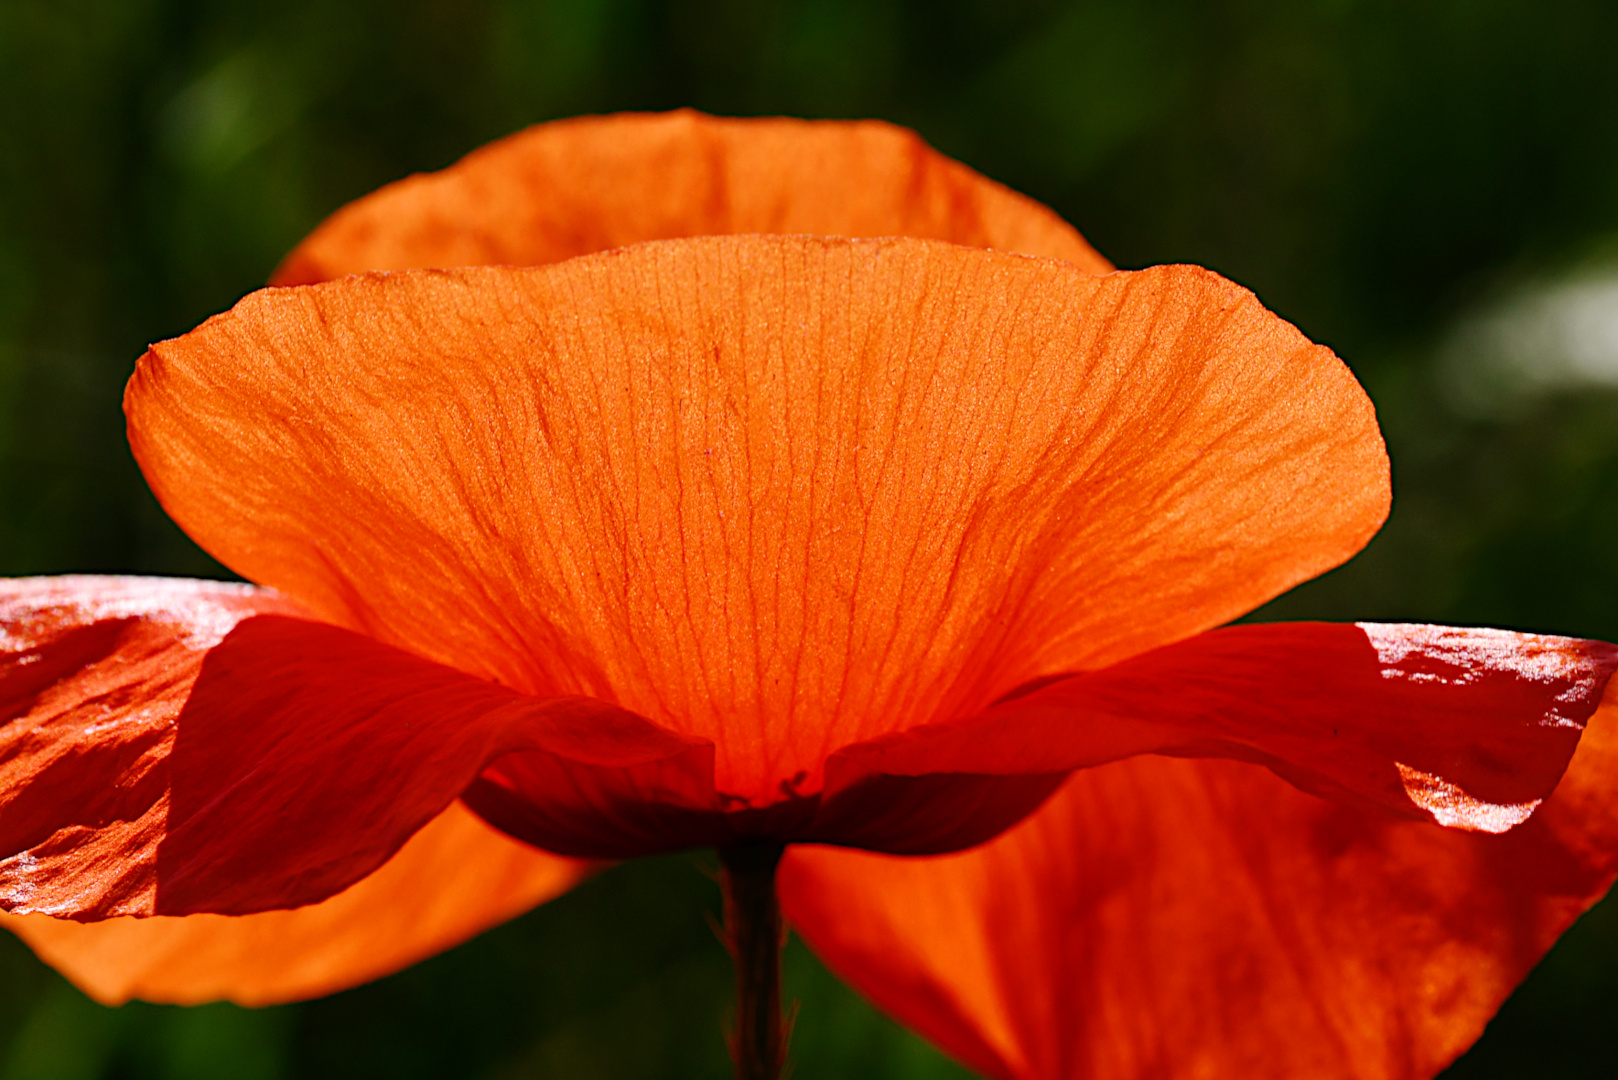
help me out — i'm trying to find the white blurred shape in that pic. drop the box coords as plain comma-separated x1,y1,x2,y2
1439,268,1618,417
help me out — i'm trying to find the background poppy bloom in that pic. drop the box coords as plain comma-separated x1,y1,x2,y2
3,113,1617,1080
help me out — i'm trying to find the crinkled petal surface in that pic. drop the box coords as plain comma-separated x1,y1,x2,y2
0,576,295,914
2,801,592,1006
779,681,1618,1080
0,576,704,916
271,110,1111,284
820,622,1618,847
127,236,1388,807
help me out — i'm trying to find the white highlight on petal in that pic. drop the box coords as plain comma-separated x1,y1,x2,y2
1357,622,1598,729
1395,762,1542,834
0,575,274,652
0,852,38,906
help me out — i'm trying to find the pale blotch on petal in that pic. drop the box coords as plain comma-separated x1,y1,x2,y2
1360,622,1601,729
1396,762,1542,833
1,575,280,652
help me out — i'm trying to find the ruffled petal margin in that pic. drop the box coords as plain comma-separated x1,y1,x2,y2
1,802,593,1006
0,576,705,917
271,109,1112,284
781,676,1618,1080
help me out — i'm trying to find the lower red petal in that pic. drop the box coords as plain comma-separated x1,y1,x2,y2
780,685,1618,1080
0,577,704,916
465,751,1067,858
820,622,1618,851
2,801,594,1005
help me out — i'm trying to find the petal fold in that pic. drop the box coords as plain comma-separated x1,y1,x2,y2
129,237,1387,804
822,622,1617,843
271,109,1111,283
780,683,1618,1080
0,576,706,916
2,801,593,1006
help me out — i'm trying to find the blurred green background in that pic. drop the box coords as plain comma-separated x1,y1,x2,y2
3,0,1618,1076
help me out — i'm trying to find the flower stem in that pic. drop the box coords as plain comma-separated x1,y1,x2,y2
719,840,788,1080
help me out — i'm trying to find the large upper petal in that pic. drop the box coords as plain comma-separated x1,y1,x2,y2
1,801,592,1006
271,110,1111,283
0,576,708,916
779,680,1618,1080
128,236,1387,802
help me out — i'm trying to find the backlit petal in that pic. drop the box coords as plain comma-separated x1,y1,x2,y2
128,236,1387,803
2,802,592,1006
818,622,1618,847
271,110,1110,283
0,576,296,915
780,681,1618,1080
0,576,707,915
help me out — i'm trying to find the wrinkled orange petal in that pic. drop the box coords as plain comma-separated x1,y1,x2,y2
2,801,593,1006
779,682,1618,1080
0,576,296,914
128,236,1387,804
0,576,705,915
271,110,1111,284
812,622,1618,849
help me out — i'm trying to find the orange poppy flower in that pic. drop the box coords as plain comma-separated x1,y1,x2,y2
3,112,1617,1079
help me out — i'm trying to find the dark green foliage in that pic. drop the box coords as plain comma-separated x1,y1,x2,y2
3,1,1617,1075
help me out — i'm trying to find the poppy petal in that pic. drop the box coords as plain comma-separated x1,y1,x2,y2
779,683,1618,1080
819,622,1618,847
0,576,708,916
271,109,1111,284
0,575,297,916
2,801,593,1006
128,236,1387,803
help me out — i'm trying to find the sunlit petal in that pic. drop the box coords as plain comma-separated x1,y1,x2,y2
129,237,1385,803
272,110,1111,283
781,684,1618,1080
0,576,701,915
3,802,593,1006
